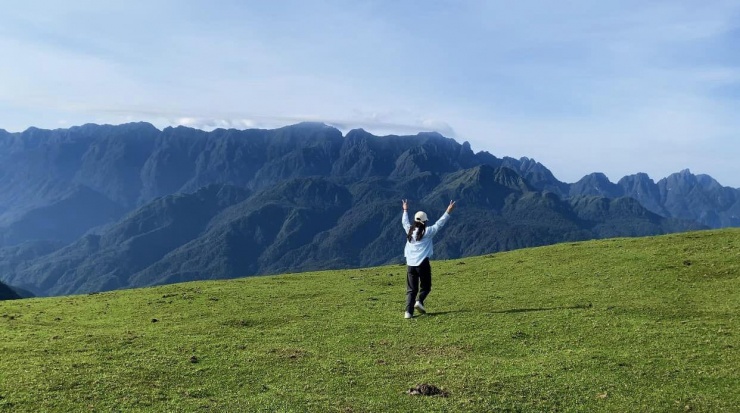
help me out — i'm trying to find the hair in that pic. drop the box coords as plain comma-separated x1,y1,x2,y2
407,220,426,242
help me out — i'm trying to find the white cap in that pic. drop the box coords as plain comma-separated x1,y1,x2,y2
414,211,428,222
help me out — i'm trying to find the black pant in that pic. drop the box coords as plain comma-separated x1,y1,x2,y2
406,258,431,313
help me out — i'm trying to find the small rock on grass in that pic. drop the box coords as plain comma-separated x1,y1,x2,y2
407,384,448,397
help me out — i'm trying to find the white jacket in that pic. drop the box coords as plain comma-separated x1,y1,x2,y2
402,211,450,266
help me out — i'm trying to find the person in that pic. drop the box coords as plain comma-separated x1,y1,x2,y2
401,199,455,319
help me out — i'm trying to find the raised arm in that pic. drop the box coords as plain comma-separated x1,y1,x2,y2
426,200,456,237
401,199,411,232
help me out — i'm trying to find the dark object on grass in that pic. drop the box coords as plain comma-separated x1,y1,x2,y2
190,355,199,363
407,383,449,397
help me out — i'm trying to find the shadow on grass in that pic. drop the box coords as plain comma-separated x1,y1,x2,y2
425,304,591,317
488,303,593,314
426,310,470,317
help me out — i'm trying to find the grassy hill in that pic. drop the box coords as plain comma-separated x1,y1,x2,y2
1,229,738,412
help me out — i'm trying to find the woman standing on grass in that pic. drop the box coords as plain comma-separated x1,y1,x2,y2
401,199,456,319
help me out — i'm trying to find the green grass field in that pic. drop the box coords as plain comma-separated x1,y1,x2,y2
1,229,738,412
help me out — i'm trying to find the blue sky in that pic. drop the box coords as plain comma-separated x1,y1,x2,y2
1,1,739,187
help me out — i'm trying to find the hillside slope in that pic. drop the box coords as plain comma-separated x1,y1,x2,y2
0,281,20,300
0,229,737,412
4,169,704,296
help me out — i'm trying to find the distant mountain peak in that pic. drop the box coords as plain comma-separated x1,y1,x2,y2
415,131,445,139
518,156,536,165
583,172,612,182
284,121,333,130
618,172,656,187
629,172,652,180
344,128,374,139
663,169,698,187
570,172,622,198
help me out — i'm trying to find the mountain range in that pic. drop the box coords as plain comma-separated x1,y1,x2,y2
0,122,735,297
